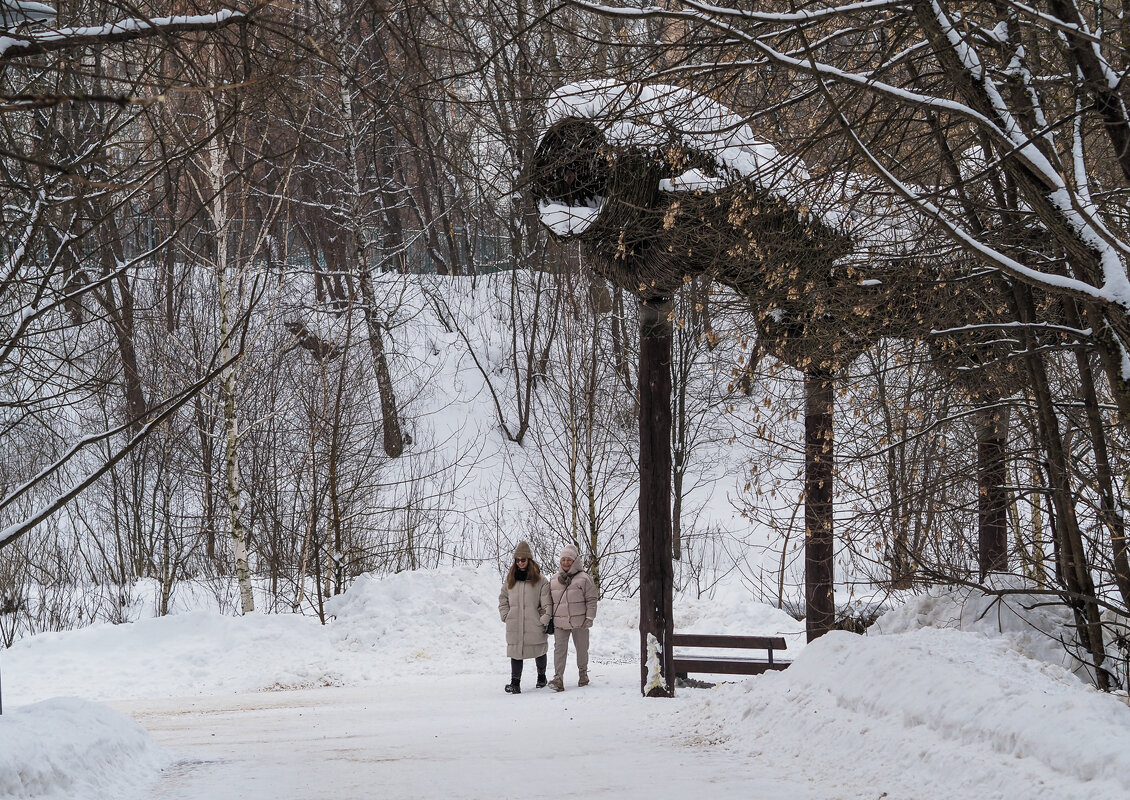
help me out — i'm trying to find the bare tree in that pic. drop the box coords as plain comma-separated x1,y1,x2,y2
0,2,256,555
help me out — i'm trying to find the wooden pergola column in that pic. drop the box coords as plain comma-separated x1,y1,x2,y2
805,369,836,642
977,404,1010,578
639,296,675,697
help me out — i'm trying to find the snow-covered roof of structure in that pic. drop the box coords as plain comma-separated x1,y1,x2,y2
546,79,805,189
538,80,813,236
536,79,928,255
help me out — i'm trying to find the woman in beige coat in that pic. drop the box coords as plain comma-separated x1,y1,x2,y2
498,541,551,694
548,543,597,691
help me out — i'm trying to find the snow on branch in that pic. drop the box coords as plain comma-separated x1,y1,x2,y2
545,79,801,191
575,0,906,26
572,0,1067,203
0,8,249,61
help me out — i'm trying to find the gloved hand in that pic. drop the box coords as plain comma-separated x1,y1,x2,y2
584,618,594,629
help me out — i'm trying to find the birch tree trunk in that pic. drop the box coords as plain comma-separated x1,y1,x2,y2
220,309,254,615
205,94,254,615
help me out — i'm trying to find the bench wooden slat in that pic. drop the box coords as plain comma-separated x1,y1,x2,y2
672,656,790,676
671,633,792,682
670,634,787,650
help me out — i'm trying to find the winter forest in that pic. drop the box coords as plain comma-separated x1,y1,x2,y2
5,0,1130,764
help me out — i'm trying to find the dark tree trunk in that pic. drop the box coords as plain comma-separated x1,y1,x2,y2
1069,302,1130,609
978,404,1010,578
638,297,675,697
88,208,148,431
1013,284,1111,690
611,286,634,392
108,296,148,428
805,370,835,642
357,259,404,459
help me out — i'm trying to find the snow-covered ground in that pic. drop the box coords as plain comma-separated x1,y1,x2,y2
2,566,1128,799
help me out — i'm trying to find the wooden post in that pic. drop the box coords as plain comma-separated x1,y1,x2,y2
805,369,835,642
978,404,1010,578
639,297,675,697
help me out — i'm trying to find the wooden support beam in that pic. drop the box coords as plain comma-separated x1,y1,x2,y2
639,297,675,697
805,370,835,642
978,405,1010,578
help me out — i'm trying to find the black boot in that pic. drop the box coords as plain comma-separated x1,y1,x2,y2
505,679,521,694
535,654,547,688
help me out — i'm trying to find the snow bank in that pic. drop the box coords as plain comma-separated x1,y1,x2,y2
323,565,503,674
675,580,804,641
681,628,1130,800
323,565,801,671
6,565,805,705
6,608,344,701
0,698,165,800
874,579,1091,679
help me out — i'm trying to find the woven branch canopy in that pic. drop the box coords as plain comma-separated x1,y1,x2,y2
531,80,1039,390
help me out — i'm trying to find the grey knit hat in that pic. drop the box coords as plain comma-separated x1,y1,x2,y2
514,541,533,560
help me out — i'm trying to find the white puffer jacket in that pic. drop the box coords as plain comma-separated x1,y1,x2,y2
549,563,597,631
499,574,551,659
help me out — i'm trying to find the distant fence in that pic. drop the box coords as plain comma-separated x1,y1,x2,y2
1,215,518,276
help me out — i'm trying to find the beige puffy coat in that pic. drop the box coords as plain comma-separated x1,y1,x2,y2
499,575,551,659
549,563,597,630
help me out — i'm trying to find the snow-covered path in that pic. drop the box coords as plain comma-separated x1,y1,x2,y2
113,665,811,800
9,568,1130,800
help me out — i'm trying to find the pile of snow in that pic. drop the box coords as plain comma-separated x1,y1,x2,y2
679,627,1130,800
323,565,505,675
674,580,804,640
0,698,165,800
874,578,1092,680
321,566,804,671
6,607,346,701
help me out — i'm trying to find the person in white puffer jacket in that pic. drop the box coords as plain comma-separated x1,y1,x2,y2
547,543,597,691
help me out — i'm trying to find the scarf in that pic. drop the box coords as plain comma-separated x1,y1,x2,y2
515,567,529,582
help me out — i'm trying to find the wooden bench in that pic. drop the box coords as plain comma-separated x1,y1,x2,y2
672,634,790,682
